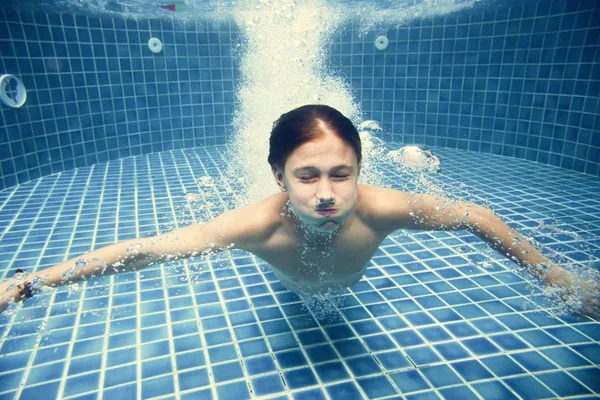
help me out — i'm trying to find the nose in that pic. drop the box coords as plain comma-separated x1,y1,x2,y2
315,178,335,204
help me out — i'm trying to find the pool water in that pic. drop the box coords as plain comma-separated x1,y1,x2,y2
0,145,598,399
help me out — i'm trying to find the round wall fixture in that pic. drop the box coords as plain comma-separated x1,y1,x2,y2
0,74,27,108
148,38,163,53
375,35,389,51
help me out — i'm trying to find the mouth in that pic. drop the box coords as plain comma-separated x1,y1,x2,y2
316,209,337,216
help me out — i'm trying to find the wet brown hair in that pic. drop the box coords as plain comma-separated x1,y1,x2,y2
268,105,362,172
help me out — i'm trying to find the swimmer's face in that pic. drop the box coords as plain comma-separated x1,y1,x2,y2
273,132,360,234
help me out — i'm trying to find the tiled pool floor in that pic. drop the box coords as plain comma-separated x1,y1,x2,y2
0,145,599,399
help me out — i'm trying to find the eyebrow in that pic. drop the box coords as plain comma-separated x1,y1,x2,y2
292,165,354,174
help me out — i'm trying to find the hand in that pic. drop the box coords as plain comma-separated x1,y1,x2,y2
0,278,23,314
579,279,600,320
545,265,600,321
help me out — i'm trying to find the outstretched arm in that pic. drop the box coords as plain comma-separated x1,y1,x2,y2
368,186,598,319
0,201,273,313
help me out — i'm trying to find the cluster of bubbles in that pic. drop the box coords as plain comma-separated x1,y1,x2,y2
518,220,600,317
227,0,360,205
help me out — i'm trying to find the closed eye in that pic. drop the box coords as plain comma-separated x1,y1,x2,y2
298,175,349,183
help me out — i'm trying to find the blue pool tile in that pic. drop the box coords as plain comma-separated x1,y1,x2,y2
472,381,519,400
429,308,462,323
480,354,525,377
390,330,424,347
517,329,560,347
351,320,382,335
342,306,371,321
434,342,470,361
245,355,276,375
541,346,592,368
366,303,396,317
315,361,350,383
0,370,25,392
204,329,232,346
420,364,462,387
325,324,356,340
19,381,61,400
489,333,530,351
572,323,600,341
305,343,339,364
212,361,244,382
536,371,591,397
444,322,478,338
404,312,435,326
460,337,501,356
104,364,137,388
405,346,441,366
63,371,100,397
103,383,137,399
174,335,202,353
378,316,408,330
346,355,382,377
234,324,262,340
239,338,269,358
389,369,431,394
496,314,535,330
251,374,285,396
392,299,422,313
283,367,318,389
178,368,209,391
181,387,212,400
297,329,327,346
268,332,299,352
208,344,238,363
439,385,479,400
451,360,493,382
503,376,555,399
216,381,250,400
418,326,452,342
470,318,507,334
363,334,396,352
511,351,555,372
572,343,600,364
357,376,398,398
26,362,65,385
141,375,175,398
275,349,308,369
545,326,589,344
255,307,283,322
405,391,442,400
325,381,363,400
141,357,172,379
375,350,412,371
262,319,291,335
69,354,101,376
176,350,205,370
333,339,368,357
569,367,600,393
293,388,327,400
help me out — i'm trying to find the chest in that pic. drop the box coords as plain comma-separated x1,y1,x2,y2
253,221,384,286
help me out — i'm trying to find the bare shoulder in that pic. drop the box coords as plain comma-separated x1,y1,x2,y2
355,184,412,233
165,193,286,255
216,192,286,246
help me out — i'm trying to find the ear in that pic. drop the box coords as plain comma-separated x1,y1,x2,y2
357,160,362,176
272,167,287,192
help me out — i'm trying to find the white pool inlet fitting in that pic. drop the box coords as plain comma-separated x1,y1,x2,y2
375,35,389,51
0,74,27,108
148,38,163,53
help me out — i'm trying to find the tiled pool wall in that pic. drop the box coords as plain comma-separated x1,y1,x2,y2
0,0,599,190
330,0,600,176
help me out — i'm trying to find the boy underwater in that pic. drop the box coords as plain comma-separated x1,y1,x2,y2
1,105,598,319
